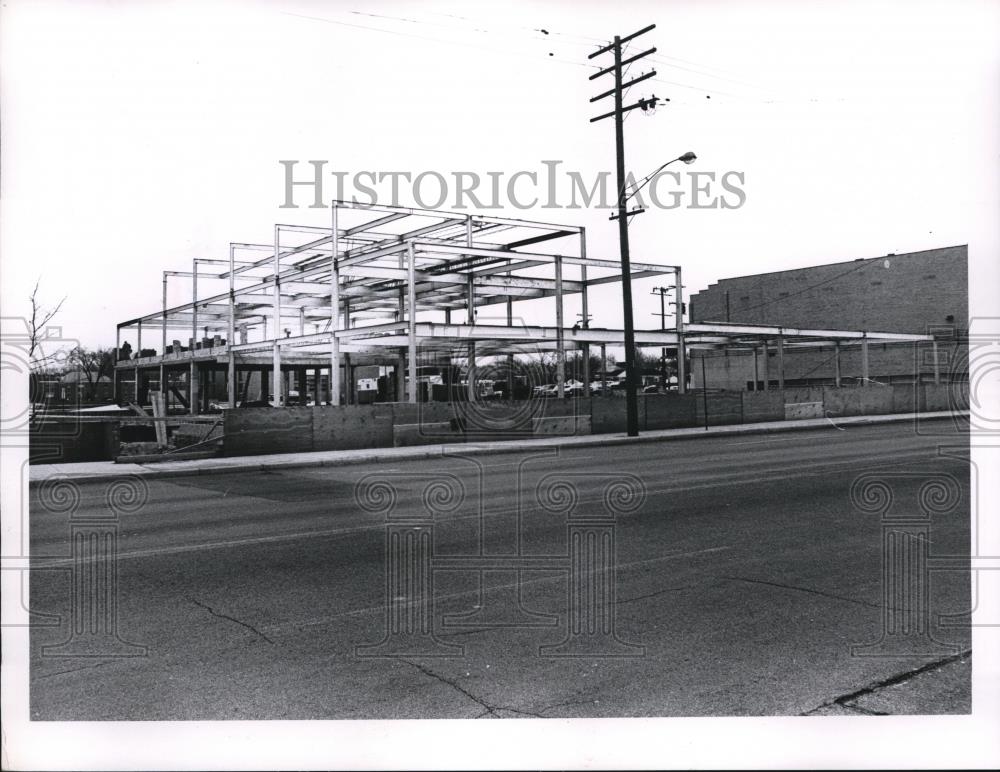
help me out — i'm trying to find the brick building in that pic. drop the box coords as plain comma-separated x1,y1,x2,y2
688,245,967,390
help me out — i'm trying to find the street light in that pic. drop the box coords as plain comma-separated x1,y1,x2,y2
625,152,697,202
617,151,696,437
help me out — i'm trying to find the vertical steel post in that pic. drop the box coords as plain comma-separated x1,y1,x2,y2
159,274,167,401
272,225,282,406
330,204,341,406
189,360,198,415
834,342,842,388
407,242,418,404
397,243,407,402
658,287,667,388
777,336,785,391
555,254,565,396
932,340,940,385
396,352,406,402
762,339,770,392
506,296,515,396
135,320,142,404
861,337,870,386
191,259,198,352
580,229,590,389
227,245,236,408
344,299,353,404
675,266,686,394
466,217,476,403
701,353,709,430
113,326,121,403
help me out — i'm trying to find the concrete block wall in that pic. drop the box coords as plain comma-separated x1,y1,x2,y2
223,406,313,456
220,382,968,458
784,401,824,420
314,405,392,451
643,394,698,430
531,415,592,437
695,393,743,427
822,386,895,417
29,420,119,463
742,392,786,423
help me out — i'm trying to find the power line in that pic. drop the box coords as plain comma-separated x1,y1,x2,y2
282,10,601,71
736,256,887,314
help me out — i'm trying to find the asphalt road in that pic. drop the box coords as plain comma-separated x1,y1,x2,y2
29,421,971,719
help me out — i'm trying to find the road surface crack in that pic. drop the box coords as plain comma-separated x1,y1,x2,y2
34,659,120,681
538,697,598,715
722,575,880,609
400,658,542,718
618,583,705,605
802,648,971,715
185,595,275,645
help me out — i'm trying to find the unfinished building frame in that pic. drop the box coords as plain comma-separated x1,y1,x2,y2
115,201,935,413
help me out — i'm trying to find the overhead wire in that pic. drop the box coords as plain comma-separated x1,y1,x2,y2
736,256,888,314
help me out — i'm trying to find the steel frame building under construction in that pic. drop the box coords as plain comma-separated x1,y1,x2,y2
115,201,934,414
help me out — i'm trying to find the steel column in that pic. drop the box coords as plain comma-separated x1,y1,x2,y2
675,266,686,394
777,336,785,391
555,254,565,396
228,245,236,408
580,230,590,389
272,225,282,406
407,242,418,404
191,258,197,353
506,296,515,395
466,217,476,403
189,360,198,415
330,204,342,406
762,339,770,391
160,275,167,401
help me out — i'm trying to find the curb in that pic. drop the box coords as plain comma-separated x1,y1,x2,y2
28,412,965,485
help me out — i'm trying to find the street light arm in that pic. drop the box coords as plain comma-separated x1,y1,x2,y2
624,152,697,202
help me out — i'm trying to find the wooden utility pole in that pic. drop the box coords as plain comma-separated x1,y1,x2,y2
589,24,657,436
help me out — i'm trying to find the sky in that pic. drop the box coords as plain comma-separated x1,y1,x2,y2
2,0,998,350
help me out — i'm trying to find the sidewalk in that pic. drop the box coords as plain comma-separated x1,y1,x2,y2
27,410,965,485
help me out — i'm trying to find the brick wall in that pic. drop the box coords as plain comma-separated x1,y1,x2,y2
689,246,968,389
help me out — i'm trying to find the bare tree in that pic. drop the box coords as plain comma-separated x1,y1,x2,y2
65,346,114,401
28,278,66,369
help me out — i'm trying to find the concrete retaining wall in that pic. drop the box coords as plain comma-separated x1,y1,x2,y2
531,415,592,437
643,394,699,430
223,406,313,456
823,386,895,417
313,405,392,452
741,392,785,423
695,393,742,427
393,421,464,447
590,396,631,434
784,401,824,420
219,382,966,458
29,420,119,463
